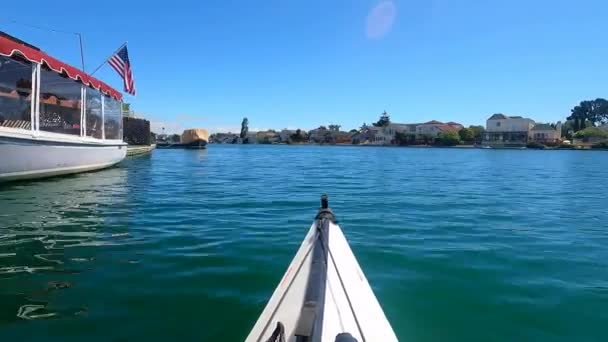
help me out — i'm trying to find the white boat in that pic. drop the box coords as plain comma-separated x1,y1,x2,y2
0,31,126,182
246,195,398,342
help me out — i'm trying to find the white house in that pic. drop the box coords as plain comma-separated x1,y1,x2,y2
485,114,535,132
367,123,412,145
368,126,392,145
483,114,535,146
416,121,463,138
529,123,562,143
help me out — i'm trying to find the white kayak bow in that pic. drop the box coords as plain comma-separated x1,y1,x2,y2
246,195,398,342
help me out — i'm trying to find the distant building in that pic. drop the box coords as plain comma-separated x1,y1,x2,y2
483,114,535,146
416,121,463,140
333,131,352,144
358,120,463,145
393,123,418,136
246,131,258,144
308,127,329,143
209,132,238,144
279,129,296,142
367,126,391,145
256,130,279,144
529,123,562,143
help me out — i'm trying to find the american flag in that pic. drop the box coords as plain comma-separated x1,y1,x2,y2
108,45,136,95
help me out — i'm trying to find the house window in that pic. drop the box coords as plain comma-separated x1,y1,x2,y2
0,56,32,130
496,122,501,127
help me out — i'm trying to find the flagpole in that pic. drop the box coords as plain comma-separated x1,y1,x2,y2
89,42,127,76
76,33,85,72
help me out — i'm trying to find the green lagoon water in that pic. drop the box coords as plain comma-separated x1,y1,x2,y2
1,145,607,341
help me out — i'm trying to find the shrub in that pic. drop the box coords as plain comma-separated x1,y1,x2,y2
591,141,608,149
526,142,546,149
435,131,461,146
574,127,608,139
544,141,561,147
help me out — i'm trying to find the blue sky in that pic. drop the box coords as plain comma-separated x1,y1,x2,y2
2,0,606,133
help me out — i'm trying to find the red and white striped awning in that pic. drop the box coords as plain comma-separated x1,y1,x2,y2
0,34,122,101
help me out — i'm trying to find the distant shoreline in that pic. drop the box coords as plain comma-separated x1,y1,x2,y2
209,142,606,151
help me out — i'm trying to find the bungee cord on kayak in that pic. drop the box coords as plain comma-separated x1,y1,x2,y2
246,195,397,342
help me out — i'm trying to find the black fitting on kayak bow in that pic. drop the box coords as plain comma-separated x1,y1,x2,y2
316,194,336,223
335,333,358,342
321,194,329,209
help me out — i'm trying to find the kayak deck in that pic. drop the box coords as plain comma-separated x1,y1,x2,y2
246,197,397,342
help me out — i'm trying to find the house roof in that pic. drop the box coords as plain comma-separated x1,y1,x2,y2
436,124,460,132
392,123,422,127
423,120,444,125
509,116,523,119
531,123,555,131
488,113,508,120
446,121,462,126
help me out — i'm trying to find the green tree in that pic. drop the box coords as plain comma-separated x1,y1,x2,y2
436,131,461,146
458,128,475,142
349,129,358,133
562,120,575,139
395,132,416,146
121,102,131,113
328,124,341,131
170,134,181,143
573,127,608,140
289,129,308,143
468,125,485,142
240,117,249,143
567,99,608,131
372,111,390,127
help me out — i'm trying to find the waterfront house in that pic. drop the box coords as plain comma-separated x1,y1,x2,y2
365,123,419,145
308,126,329,143
279,129,295,142
529,123,562,143
482,114,535,146
351,128,372,144
246,131,258,144
358,121,463,145
334,131,352,144
368,126,392,145
415,121,463,142
395,123,419,136
256,130,279,144
209,132,238,144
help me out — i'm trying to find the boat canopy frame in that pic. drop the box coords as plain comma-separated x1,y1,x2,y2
0,33,124,143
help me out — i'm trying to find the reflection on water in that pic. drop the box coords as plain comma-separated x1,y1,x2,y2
0,148,607,341
0,166,127,323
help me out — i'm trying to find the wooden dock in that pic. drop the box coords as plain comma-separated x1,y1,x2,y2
126,144,156,157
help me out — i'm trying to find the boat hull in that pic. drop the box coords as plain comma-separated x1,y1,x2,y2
246,220,398,342
0,134,126,182
165,140,207,149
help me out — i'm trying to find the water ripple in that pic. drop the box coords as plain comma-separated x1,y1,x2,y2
0,146,607,341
